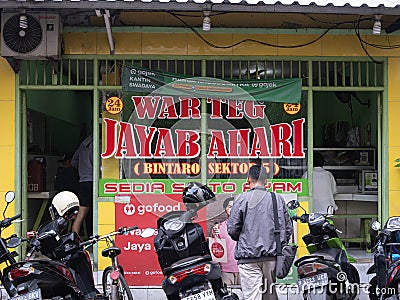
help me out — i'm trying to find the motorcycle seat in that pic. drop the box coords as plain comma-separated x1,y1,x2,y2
295,254,335,267
102,247,121,258
164,255,212,275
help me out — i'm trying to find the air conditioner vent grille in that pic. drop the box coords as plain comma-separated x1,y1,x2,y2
3,14,43,54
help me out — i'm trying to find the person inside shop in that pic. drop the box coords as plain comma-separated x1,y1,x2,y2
54,153,79,195
211,196,240,286
71,133,93,237
227,164,293,300
302,151,338,214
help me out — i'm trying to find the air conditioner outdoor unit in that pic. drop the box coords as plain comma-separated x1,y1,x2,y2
1,12,62,59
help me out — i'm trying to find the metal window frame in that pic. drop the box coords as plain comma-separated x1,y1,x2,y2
14,55,387,260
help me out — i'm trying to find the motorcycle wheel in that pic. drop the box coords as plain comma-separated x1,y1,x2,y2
348,264,361,300
368,276,379,300
166,292,180,300
348,264,360,284
102,266,134,300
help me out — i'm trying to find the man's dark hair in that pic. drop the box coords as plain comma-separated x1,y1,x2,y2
314,151,325,167
248,164,268,182
223,196,235,210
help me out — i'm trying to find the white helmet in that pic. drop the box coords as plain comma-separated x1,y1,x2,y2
52,191,80,218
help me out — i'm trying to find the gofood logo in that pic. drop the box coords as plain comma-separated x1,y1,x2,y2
124,204,136,216
123,203,181,216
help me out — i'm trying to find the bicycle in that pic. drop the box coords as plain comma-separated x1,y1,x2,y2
80,226,138,300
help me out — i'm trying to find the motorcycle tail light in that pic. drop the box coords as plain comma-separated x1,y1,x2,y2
298,263,329,276
168,263,211,284
56,265,75,283
389,265,400,284
8,267,33,281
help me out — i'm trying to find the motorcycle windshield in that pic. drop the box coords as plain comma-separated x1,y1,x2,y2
308,213,325,226
386,217,400,230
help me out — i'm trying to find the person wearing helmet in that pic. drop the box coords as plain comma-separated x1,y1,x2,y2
50,191,80,229
50,191,97,299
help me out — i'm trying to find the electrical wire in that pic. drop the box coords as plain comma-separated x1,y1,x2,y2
167,11,340,49
303,13,372,26
164,11,400,64
168,12,228,18
353,18,382,64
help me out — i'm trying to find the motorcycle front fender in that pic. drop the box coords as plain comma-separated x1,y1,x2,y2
367,264,376,274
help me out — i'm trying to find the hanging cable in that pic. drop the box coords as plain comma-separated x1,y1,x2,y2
166,11,339,49
162,10,400,63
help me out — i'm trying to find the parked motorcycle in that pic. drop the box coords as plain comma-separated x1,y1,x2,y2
287,200,360,300
154,182,237,300
367,217,400,300
0,191,23,297
3,191,99,300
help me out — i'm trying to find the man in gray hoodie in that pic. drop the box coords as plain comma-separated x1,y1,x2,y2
227,164,292,300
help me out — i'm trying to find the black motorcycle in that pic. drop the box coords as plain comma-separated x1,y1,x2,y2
368,217,400,300
154,182,237,300
0,191,23,297
287,200,360,300
3,201,98,300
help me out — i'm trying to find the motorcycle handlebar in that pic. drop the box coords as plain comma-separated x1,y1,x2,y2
0,214,22,228
118,226,138,233
80,226,139,248
291,215,308,223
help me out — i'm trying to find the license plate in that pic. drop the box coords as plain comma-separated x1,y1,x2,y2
298,273,329,291
11,289,42,300
182,289,216,300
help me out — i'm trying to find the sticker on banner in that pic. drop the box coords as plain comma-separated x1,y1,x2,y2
105,96,123,114
284,103,301,115
115,195,131,204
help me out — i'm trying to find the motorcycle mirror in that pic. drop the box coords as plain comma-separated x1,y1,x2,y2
326,206,335,216
287,200,300,210
6,236,22,248
140,228,156,238
5,191,15,203
371,221,381,231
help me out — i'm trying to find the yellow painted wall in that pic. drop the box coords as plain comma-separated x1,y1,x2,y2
63,31,400,57
0,58,16,240
388,58,400,216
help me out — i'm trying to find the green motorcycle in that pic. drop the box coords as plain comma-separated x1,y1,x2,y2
288,200,360,300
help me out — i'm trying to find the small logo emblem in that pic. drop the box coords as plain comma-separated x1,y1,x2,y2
124,204,135,216
105,96,123,115
283,103,301,115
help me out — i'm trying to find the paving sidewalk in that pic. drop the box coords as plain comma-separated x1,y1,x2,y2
117,249,374,300
0,249,373,300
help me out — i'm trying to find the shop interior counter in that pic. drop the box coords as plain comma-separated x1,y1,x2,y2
334,193,378,202
332,192,377,250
